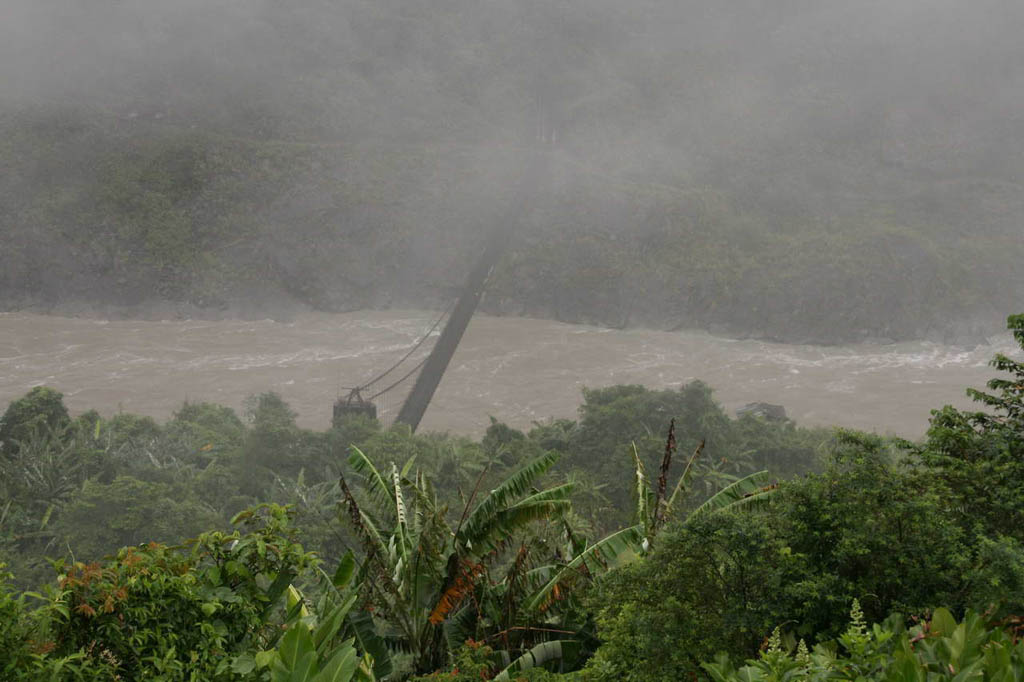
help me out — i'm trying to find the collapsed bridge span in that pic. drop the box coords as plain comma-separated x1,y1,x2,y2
334,151,550,433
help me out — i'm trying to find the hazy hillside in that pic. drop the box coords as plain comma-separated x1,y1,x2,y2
2,0,1022,343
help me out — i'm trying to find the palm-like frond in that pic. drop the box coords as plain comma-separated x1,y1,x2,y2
526,525,645,613
348,445,393,513
443,602,481,653
493,640,582,681
353,509,399,596
689,470,777,517
512,483,576,507
480,499,573,553
392,464,408,530
335,604,392,679
392,463,411,571
457,452,560,549
630,442,651,530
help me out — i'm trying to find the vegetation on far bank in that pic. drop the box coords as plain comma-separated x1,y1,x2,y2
6,0,1024,342
3,110,1018,344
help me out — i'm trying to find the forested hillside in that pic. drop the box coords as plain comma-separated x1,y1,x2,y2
3,0,1024,342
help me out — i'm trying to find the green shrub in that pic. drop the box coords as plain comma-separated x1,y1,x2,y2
0,387,70,455
0,564,34,678
580,431,987,680
29,504,313,681
703,602,1024,681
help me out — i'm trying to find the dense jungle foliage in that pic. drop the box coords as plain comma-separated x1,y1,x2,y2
1,314,1022,679
4,0,1024,342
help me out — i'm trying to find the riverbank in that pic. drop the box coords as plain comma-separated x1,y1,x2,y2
2,291,1006,349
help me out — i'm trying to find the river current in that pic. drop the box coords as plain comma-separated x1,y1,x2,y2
0,311,1016,438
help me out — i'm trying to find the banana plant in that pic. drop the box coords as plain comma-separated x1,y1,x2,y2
526,419,778,615
339,422,777,677
438,421,780,678
443,421,779,678
338,445,574,675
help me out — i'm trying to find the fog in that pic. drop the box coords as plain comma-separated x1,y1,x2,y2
2,0,1023,342
6,1,1023,168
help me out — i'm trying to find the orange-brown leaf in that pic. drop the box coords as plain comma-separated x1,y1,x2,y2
429,561,484,624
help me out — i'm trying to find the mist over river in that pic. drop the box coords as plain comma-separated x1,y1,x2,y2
0,311,1016,438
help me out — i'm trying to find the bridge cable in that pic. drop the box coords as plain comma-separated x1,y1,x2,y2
350,300,454,392
366,355,430,402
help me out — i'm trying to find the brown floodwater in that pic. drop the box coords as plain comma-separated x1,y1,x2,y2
0,311,1016,438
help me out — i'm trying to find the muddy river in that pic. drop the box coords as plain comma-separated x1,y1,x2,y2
0,311,1016,438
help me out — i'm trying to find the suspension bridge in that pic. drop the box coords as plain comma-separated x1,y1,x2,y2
333,149,549,433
